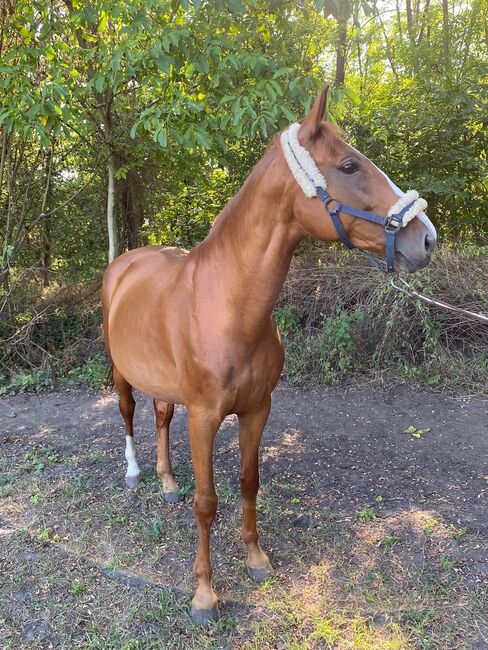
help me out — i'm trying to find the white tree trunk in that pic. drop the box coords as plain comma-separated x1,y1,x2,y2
106,153,117,263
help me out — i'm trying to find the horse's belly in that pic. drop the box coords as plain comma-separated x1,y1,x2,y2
114,351,183,404
108,286,184,404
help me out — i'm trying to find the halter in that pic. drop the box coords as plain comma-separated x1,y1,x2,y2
280,123,428,273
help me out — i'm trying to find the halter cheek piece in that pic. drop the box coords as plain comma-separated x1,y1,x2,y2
280,123,428,273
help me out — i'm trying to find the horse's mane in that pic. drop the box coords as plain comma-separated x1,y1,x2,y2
210,121,344,229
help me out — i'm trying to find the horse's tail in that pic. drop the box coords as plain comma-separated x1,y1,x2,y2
106,360,114,389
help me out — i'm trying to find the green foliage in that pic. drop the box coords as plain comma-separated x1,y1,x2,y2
21,447,62,473
284,308,363,385
274,306,301,338
0,0,487,394
323,309,363,375
358,507,377,523
0,369,54,394
68,354,110,392
422,518,439,539
404,425,431,439
381,535,401,552
145,518,166,544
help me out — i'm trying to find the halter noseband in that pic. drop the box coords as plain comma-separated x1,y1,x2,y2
280,123,427,273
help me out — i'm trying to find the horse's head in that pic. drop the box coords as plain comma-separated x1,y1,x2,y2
282,86,436,272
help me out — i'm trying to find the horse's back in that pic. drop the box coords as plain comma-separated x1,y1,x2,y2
102,245,188,308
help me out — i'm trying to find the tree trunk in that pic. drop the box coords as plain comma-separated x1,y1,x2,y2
334,22,347,86
406,0,415,43
395,0,403,40
0,127,7,198
417,0,431,45
40,146,54,287
103,95,118,264
442,0,450,65
106,152,117,263
118,166,144,250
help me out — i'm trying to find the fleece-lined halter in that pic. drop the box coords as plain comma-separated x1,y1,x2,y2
280,123,428,272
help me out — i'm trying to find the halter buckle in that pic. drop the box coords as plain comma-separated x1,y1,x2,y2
315,186,335,206
385,215,402,233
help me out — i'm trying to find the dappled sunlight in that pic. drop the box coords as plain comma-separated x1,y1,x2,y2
2,383,487,647
30,424,57,440
93,393,118,409
220,413,238,430
247,559,413,649
3,429,487,648
263,427,306,462
280,427,304,448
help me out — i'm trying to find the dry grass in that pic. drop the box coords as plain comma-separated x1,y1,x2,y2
1,245,488,394
277,244,488,392
1,460,486,649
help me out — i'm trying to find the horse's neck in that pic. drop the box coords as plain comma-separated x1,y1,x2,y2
194,152,301,331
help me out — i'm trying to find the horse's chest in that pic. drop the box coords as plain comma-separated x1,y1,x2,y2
206,336,284,410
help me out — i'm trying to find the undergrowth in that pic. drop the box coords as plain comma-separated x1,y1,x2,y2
1,245,487,394
276,244,488,392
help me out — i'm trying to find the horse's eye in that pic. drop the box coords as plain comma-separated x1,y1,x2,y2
339,160,359,174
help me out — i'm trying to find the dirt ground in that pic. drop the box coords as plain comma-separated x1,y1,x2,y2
1,379,487,649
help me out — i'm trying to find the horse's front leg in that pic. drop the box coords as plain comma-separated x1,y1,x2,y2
238,396,274,583
188,406,222,626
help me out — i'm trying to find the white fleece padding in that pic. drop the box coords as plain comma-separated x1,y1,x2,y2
280,123,326,197
388,190,428,226
281,123,427,228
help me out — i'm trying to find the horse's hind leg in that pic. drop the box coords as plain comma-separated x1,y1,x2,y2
153,400,180,503
113,366,140,489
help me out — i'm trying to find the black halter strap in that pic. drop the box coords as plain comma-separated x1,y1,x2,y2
315,186,416,273
284,134,416,273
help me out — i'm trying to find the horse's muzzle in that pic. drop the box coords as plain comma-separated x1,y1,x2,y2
395,218,436,273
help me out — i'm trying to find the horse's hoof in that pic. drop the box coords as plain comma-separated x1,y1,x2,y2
191,606,220,627
247,564,274,584
125,475,140,489
163,490,181,503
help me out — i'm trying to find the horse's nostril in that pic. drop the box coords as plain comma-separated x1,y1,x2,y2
424,234,434,254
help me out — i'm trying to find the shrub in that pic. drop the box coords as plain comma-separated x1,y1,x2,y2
68,354,110,393
276,244,488,392
0,369,54,395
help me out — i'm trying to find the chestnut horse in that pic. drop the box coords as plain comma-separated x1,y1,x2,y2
102,87,436,625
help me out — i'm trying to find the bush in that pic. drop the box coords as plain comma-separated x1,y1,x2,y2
1,245,487,395
276,244,488,392
68,354,110,393
0,369,54,395
0,282,104,392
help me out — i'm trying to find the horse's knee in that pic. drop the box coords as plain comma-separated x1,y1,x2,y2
154,399,173,425
193,492,218,527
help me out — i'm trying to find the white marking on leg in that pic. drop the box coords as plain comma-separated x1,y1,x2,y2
125,435,140,478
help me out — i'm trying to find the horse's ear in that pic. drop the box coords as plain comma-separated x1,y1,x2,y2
305,85,329,135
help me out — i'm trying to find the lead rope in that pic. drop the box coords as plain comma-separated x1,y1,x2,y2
390,275,488,324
